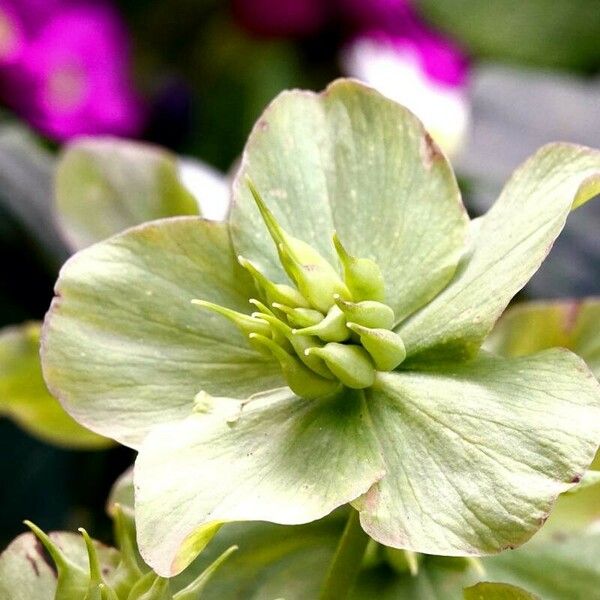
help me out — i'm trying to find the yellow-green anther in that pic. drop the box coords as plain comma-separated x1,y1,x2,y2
334,296,395,329
346,323,406,370
249,333,339,398
192,299,271,338
305,343,375,389
173,545,238,600
333,232,385,302
272,303,324,328
293,305,350,343
256,313,334,379
25,520,89,599
238,256,310,308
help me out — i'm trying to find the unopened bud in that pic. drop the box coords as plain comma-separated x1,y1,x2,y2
346,323,406,371
249,334,339,399
333,232,385,302
293,305,349,343
334,296,395,330
305,343,375,389
238,256,310,308
272,303,324,328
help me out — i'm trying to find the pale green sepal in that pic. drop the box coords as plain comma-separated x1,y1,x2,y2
357,350,600,556
464,581,541,599
134,388,385,576
238,256,310,308
334,296,394,329
347,322,406,370
272,303,324,328
293,305,350,342
249,334,339,398
230,79,468,323
306,343,376,389
172,545,237,600
24,521,89,600
562,470,600,495
333,232,385,302
399,143,600,362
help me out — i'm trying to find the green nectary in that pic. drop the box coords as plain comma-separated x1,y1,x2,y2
193,181,406,399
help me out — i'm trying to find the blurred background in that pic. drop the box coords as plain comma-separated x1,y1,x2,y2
0,0,599,548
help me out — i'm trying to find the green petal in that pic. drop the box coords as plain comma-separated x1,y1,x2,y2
134,387,385,576
355,350,600,555
42,218,283,448
399,143,600,362
463,582,540,599
55,138,199,250
0,531,119,600
485,298,600,378
230,79,468,322
0,322,110,449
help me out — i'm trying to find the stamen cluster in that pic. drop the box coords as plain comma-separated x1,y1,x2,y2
194,181,406,399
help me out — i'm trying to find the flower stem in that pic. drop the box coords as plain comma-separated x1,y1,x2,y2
319,508,369,600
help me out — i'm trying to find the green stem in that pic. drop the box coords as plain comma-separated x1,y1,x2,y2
319,508,369,600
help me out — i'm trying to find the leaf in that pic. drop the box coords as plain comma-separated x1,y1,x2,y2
0,531,119,600
485,299,600,378
134,387,385,576
418,0,600,71
483,531,600,599
399,143,600,362
42,218,283,448
0,322,110,449
54,137,200,250
354,350,600,556
463,581,540,599
230,78,468,324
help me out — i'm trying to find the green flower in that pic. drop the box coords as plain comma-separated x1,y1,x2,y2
41,80,600,576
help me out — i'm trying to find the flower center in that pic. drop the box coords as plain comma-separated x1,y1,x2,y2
193,180,406,399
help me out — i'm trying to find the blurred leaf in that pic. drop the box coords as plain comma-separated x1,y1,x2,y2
0,531,119,600
417,0,600,71
55,137,200,250
0,122,69,269
0,322,111,449
464,582,540,599
485,299,600,378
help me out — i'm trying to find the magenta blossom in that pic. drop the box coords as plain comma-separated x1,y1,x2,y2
232,0,329,37
0,1,143,140
339,0,411,27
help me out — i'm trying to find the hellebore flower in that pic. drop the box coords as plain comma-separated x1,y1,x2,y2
232,0,329,38
41,80,600,577
0,1,143,140
341,24,469,155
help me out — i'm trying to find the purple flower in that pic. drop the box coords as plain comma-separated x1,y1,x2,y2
0,1,143,140
232,0,329,37
339,0,411,27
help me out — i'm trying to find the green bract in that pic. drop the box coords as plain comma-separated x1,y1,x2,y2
41,80,600,576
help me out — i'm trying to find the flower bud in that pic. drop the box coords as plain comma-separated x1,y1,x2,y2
333,232,385,302
293,305,350,343
254,313,334,379
25,520,89,599
346,323,406,371
238,256,310,308
249,334,339,398
272,303,324,328
334,296,395,329
305,343,375,389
